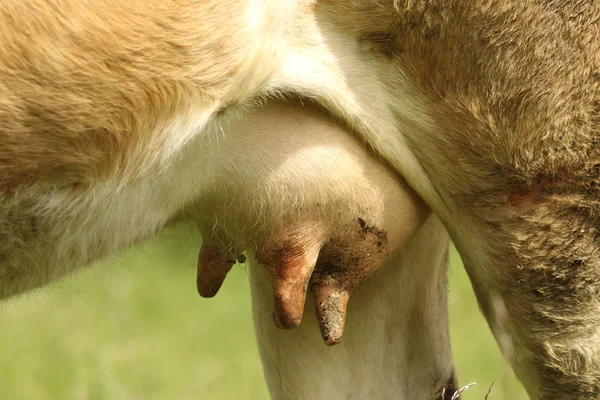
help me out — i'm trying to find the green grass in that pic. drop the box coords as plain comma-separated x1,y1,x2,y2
0,226,527,399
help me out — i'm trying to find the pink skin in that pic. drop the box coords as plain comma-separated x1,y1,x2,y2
192,100,429,345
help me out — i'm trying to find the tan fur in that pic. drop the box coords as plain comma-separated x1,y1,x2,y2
0,0,291,189
1,1,599,398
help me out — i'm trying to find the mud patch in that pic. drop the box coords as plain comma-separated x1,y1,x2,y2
314,287,350,346
312,217,390,290
357,217,388,250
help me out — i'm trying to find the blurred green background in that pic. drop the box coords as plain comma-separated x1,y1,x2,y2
0,225,528,400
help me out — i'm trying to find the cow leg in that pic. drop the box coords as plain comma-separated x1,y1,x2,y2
443,180,600,399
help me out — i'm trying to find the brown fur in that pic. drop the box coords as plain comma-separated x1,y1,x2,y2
318,2,600,397
389,3,600,397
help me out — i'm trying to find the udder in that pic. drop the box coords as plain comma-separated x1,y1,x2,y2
189,100,430,345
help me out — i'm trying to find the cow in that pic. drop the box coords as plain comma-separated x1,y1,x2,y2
1,1,599,398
